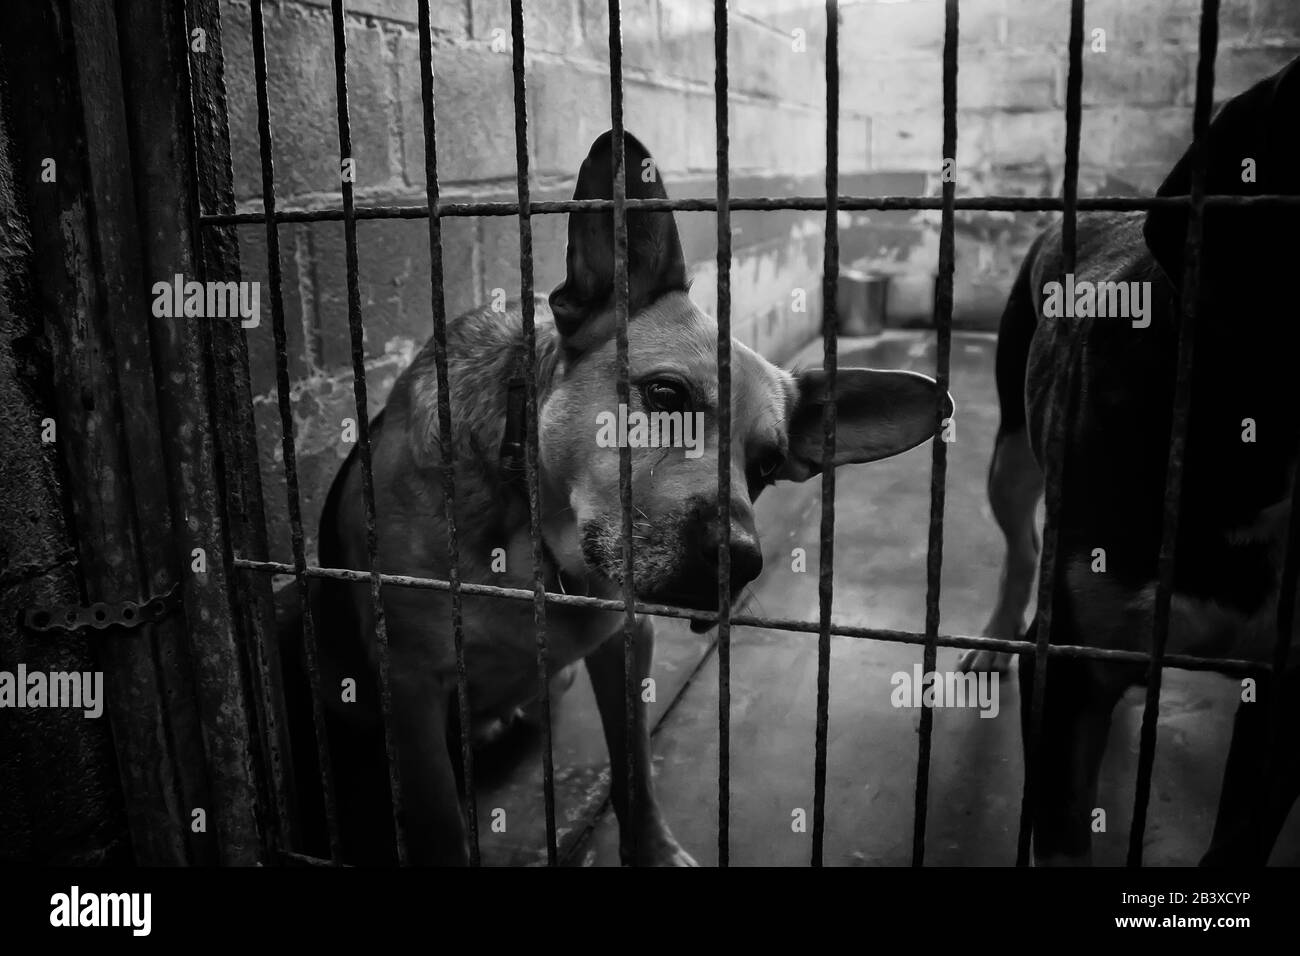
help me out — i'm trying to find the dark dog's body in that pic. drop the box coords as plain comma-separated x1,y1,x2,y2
297,131,949,865
968,59,1300,864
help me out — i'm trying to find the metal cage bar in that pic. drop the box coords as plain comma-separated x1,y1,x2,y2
714,0,734,869
507,0,559,867
182,0,295,860
193,0,1294,869
809,0,839,869
606,0,640,866
327,0,407,863
415,0,480,866
200,193,1300,227
1016,0,1088,868
1127,0,1222,868
232,557,1267,676
247,0,342,862
911,0,959,867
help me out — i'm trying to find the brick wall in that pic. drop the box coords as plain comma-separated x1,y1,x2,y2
838,0,1300,327
221,0,858,561
221,0,1300,561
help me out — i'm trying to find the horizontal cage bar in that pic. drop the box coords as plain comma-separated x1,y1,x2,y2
233,559,1267,677
199,192,1300,226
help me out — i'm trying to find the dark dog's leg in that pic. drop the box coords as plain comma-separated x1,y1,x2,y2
962,233,1045,674
962,426,1043,673
1201,666,1300,866
1019,636,1134,865
585,617,696,866
392,676,471,865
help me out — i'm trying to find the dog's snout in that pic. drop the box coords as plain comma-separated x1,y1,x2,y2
728,537,764,591
700,523,763,592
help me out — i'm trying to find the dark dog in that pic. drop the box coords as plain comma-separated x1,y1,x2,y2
962,57,1300,865
297,130,951,865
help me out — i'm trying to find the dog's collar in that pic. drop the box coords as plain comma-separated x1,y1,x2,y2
499,351,530,506
499,351,578,594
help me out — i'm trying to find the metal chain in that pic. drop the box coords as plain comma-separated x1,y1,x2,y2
22,583,183,635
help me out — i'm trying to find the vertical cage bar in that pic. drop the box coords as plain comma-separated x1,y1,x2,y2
508,0,559,866
182,0,295,855
910,0,958,867
1016,0,1087,866
416,0,480,865
606,0,639,865
1127,0,1220,868
713,0,733,869
248,0,342,862
810,0,839,868
328,0,407,864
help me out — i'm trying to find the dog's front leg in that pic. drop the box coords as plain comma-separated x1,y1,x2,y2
392,674,470,865
585,617,697,866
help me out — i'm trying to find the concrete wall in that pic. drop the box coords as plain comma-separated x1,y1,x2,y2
220,0,856,561
838,0,1300,327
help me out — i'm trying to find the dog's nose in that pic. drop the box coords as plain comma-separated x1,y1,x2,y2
701,527,764,593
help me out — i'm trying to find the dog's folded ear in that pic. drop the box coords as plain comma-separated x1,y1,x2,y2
1143,54,1300,286
778,368,954,481
549,130,688,355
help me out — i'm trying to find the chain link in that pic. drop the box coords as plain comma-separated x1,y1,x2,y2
22,583,183,634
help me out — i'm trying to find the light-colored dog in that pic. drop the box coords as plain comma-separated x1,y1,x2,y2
303,130,951,865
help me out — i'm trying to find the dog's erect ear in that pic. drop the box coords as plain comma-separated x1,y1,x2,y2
1144,55,1300,285
548,130,688,353
778,368,953,481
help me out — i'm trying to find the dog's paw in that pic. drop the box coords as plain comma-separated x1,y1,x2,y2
957,648,1014,674
623,826,699,867
644,842,699,867
1033,851,1092,867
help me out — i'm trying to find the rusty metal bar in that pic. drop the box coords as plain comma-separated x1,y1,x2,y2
714,0,733,869
507,0,558,866
415,0,480,867
606,0,639,867
1016,0,1088,868
327,0,406,864
911,0,958,867
234,558,1268,678
1127,0,1221,868
810,0,839,868
13,0,210,865
121,0,287,864
248,0,341,862
184,0,294,863
199,193,1300,227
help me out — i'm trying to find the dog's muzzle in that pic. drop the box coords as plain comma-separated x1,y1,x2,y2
578,500,764,630
664,505,764,632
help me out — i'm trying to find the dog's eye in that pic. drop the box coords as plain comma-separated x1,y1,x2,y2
643,379,690,414
746,449,786,499
757,450,785,481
